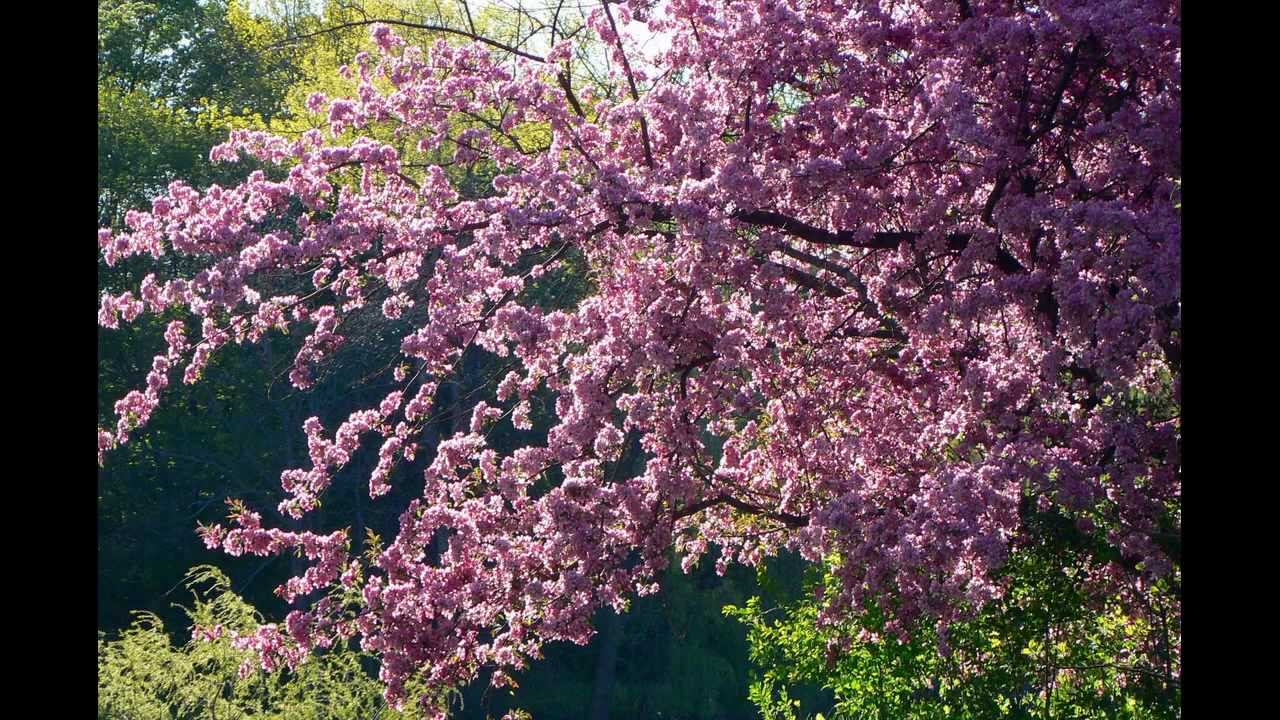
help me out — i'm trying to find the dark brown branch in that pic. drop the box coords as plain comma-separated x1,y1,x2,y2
549,0,566,45
735,210,1026,274
673,494,808,528
981,174,1009,226
980,41,1085,228
558,70,587,119
326,160,421,189
461,109,529,154
764,260,845,298
279,18,547,63
1029,41,1083,143
458,241,573,354
460,0,476,35
837,326,908,342
600,0,654,167
775,243,858,285
676,354,717,399
772,244,909,342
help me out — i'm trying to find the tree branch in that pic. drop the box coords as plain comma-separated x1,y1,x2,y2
764,260,845,298
600,0,654,167
673,494,808,528
735,210,1026,274
279,18,547,63
558,70,587,119
1029,41,1084,143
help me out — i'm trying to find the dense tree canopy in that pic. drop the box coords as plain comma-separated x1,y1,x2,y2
97,0,302,227
98,0,1181,714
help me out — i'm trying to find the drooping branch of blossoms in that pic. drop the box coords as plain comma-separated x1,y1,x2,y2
99,0,1180,712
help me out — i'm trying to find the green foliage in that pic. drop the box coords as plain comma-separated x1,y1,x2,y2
726,539,1180,720
97,0,297,227
97,82,256,228
98,566,434,720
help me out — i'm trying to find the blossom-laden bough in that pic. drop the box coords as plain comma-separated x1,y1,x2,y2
98,0,1180,713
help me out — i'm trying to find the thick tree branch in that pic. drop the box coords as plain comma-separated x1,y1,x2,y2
773,243,909,341
1029,41,1084,144
558,70,587,119
736,210,1026,274
673,493,808,528
764,260,845,298
775,243,859,285
981,174,1009,226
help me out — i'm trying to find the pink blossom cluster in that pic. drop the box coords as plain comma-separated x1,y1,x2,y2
99,2,1180,710
198,505,347,600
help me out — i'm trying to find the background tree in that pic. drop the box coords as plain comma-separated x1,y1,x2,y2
727,519,1179,719
97,0,303,228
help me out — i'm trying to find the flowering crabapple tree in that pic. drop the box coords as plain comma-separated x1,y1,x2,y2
98,0,1181,712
